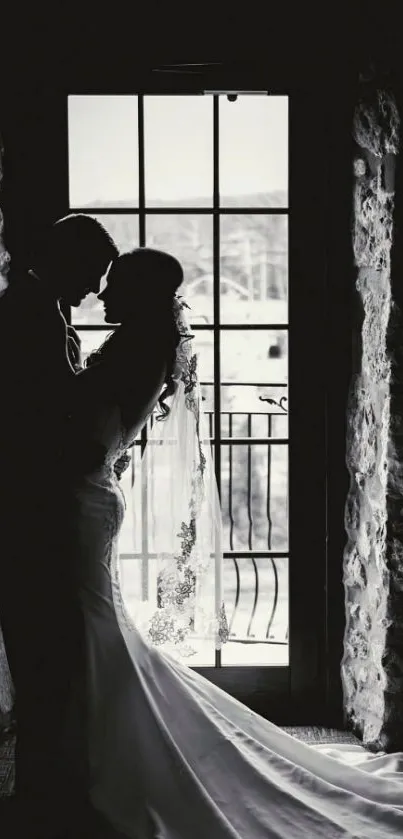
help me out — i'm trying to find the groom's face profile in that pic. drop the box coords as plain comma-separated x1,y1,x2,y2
63,260,105,307
38,214,119,307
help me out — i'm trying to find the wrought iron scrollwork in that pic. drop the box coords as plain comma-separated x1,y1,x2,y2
259,395,288,413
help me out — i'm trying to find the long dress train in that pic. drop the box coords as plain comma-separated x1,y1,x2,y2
65,402,403,839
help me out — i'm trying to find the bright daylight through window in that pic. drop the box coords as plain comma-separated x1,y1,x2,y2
68,94,289,667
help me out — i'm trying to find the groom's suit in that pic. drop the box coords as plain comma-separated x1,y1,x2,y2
0,268,88,832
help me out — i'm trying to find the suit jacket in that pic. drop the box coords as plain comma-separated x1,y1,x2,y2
0,268,74,502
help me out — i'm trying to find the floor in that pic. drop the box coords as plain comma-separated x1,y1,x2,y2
0,729,14,798
0,724,362,799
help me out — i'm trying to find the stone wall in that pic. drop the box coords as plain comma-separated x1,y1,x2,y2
342,87,403,751
0,131,10,293
0,131,13,723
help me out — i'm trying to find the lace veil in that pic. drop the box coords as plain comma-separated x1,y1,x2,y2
115,296,229,659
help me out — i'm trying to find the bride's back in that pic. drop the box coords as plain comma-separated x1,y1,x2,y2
68,318,175,482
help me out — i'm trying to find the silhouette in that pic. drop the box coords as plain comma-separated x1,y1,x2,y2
0,214,118,838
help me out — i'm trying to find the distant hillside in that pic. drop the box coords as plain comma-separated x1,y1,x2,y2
84,192,288,210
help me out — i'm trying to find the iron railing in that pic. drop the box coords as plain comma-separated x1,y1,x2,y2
120,386,289,646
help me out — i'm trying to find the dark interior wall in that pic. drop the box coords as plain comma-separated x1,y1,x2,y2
0,94,68,269
0,5,373,260
1,4,359,92
323,90,357,724
287,88,356,725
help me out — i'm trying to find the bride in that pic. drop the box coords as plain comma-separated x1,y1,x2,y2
65,247,403,838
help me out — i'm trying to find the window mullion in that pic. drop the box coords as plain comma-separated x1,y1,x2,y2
213,95,221,498
138,93,149,600
213,95,223,667
62,96,72,325
138,95,146,246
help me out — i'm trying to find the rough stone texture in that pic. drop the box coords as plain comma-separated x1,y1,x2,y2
0,134,13,722
0,632,13,720
342,89,403,751
0,132,10,293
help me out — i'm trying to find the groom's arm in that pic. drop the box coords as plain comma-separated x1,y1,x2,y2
45,307,78,391
66,324,82,371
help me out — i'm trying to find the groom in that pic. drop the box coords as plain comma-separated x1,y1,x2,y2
0,214,118,838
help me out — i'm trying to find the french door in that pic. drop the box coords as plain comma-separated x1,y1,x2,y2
65,92,327,722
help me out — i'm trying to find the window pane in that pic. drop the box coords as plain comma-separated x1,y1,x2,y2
75,329,112,365
144,97,213,206
220,329,288,385
146,214,214,322
91,213,139,253
220,442,288,553
220,215,288,323
221,555,289,666
219,96,288,207
193,330,214,373
68,96,139,207
220,384,288,439
71,214,139,325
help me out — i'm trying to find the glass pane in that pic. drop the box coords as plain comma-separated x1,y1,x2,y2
221,555,289,666
144,97,213,206
219,96,288,207
190,330,214,418
193,328,214,380
220,443,288,553
220,384,288,439
220,329,288,385
146,214,214,322
90,213,139,253
71,214,139,325
68,96,139,207
220,215,288,323
75,329,112,365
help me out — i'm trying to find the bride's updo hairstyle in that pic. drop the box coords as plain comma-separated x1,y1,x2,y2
98,247,184,322
114,247,183,309
93,247,186,419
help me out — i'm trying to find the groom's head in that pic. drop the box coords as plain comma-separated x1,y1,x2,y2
32,214,119,306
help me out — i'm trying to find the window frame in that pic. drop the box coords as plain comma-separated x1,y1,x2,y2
63,90,330,725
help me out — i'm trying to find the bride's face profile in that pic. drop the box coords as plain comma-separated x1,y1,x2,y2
98,259,138,325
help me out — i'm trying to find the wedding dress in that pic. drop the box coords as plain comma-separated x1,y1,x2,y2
66,392,403,839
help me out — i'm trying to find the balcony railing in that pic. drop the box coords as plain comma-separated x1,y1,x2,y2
118,384,289,664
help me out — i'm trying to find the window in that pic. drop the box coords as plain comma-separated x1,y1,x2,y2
66,93,324,715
